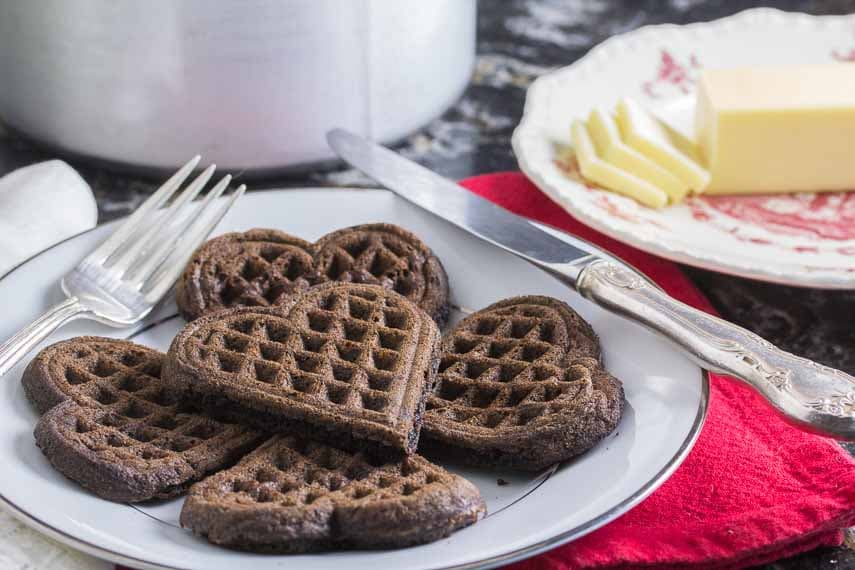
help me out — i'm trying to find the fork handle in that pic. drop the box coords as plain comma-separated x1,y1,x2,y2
0,297,89,377
570,259,855,440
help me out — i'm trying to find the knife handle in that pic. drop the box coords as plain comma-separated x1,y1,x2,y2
572,259,855,440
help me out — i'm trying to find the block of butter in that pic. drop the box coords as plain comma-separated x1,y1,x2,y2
696,64,855,194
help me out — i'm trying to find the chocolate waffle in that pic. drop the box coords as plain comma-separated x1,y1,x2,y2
165,282,441,457
420,296,624,471
176,224,450,325
24,337,264,502
180,435,486,552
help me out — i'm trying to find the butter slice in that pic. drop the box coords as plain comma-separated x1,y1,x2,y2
697,64,855,194
587,107,689,203
571,120,668,209
617,97,710,193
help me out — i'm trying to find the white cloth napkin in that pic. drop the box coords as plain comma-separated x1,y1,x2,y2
0,160,98,276
0,161,109,570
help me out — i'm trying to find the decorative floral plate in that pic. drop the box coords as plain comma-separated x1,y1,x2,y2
512,8,855,288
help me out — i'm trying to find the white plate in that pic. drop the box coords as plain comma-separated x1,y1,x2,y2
0,189,707,570
512,8,855,289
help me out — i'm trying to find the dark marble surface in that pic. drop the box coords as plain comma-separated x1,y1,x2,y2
1,1,854,568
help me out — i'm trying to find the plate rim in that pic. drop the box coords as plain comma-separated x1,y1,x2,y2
0,187,710,570
511,7,855,290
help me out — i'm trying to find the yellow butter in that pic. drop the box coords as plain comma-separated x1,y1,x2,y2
587,107,689,203
697,64,855,194
617,97,710,193
571,120,668,209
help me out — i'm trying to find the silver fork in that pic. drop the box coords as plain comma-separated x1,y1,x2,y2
0,156,245,377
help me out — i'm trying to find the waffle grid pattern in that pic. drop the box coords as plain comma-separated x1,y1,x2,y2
427,304,595,430
211,231,426,311
316,231,423,298
186,287,420,419
219,241,315,308
52,346,244,462
210,436,446,508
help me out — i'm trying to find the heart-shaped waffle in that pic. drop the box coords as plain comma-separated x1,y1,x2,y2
165,282,441,457
419,296,624,471
180,435,485,552
176,224,450,325
23,337,264,502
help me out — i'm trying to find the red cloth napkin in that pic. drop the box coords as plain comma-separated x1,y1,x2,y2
458,173,855,570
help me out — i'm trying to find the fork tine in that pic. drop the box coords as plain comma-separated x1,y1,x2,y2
84,156,201,264
128,174,232,285
143,184,246,301
112,165,217,275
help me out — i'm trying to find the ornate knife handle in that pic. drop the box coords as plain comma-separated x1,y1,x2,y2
572,259,855,440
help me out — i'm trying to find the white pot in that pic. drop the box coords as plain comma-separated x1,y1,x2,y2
0,0,476,171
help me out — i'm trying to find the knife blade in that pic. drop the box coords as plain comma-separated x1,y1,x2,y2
326,129,596,283
326,128,855,440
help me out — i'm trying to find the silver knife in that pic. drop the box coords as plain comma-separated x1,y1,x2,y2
327,128,855,441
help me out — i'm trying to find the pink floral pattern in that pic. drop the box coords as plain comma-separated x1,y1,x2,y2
641,51,701,99
683,193,855,254
831,48,855,61
695,194,855,241
831,29,855,61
